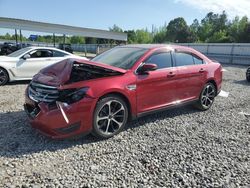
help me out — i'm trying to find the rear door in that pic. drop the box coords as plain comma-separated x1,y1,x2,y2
136,50,178,113
173,51,207,101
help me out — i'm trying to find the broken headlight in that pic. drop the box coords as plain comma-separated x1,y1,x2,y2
58,87,89,104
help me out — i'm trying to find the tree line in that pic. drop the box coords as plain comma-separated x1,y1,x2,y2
1,11,250,44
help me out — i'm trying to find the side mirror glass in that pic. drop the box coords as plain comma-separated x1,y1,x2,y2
138,63,157,74
22,54,30,60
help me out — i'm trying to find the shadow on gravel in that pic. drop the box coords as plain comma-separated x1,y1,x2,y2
6,80,31,85
0,105,199,158
233,80,250,86
126,105,199,131
0,110,99,158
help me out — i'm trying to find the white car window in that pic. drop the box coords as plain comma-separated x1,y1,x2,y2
53,50,68,57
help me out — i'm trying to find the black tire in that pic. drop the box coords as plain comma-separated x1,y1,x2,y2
0,68,9,86
194,82,216,111
92,95,128,139
246,75,250,82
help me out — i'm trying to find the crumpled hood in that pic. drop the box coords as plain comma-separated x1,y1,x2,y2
32,58,126,87
32,59,72,86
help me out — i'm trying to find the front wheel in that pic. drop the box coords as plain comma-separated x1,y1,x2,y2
0,68,9,86
194,83,216,111
92,95,128,139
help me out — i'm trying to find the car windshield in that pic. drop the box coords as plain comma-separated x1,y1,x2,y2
7,47,32,57
91,47,147,69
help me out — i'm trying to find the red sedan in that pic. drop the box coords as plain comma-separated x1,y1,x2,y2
24,44,222,139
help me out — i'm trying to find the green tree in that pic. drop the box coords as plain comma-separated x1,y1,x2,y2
229,16,240,42
198,11,229,42
190,19,200,33
85,37,97,44
166,17,194,42
109,24,123,32
207,30,230,43
125,30,137,44
153,27,167,43
228,16,250,42
70,36,85,44
189,19,199,42
135,29,153,43
198,21,213,42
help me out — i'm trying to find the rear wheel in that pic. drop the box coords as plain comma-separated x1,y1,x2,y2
0,68,9,86
194,83,216,111
92,95,128,139
246,75,250,82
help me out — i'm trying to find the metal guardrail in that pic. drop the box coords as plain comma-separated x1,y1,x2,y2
180,43,250,65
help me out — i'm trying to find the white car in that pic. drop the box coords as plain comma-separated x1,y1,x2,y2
0,46,88,85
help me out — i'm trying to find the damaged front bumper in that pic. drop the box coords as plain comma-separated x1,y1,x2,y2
24,92,96,139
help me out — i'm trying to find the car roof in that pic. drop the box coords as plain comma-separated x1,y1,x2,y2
119,44,183,49
25,46,71,53
117,44,211,61
118,44,202,54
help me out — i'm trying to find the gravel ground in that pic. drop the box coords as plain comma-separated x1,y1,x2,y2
0,65,250,187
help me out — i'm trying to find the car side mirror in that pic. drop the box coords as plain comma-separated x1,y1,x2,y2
138,63,157,74
22,54,30,60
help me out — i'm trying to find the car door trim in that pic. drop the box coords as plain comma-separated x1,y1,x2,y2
137,98,198,118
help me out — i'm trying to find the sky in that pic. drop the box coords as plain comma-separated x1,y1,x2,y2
0,0,250,36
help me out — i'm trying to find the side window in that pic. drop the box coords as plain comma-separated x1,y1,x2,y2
175,52,194,67
30,50,53,58
53,50,68,57
193,55,203,64
145,52,172,69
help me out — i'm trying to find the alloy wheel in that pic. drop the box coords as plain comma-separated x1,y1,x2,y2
0,69,8,85
96,100,126,135
201,84,216,108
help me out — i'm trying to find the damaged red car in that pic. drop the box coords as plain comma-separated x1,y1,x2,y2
24,44,222,139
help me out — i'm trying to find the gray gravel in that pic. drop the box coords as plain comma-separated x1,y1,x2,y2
0,65,250,187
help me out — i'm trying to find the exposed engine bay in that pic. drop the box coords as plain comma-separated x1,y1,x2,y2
32,59,125,86
68,62,123,83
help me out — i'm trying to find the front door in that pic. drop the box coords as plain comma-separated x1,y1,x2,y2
15,49,56,78
136,51,178,113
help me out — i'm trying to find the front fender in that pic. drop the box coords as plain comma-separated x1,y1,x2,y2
96,87,137,117
0,63,15,81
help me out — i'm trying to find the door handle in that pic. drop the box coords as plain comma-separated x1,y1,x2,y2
199,68,206,73
167,72,176,77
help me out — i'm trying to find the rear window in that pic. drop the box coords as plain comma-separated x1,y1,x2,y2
193,55,203,64
175,52,194,66
175,52,204,66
